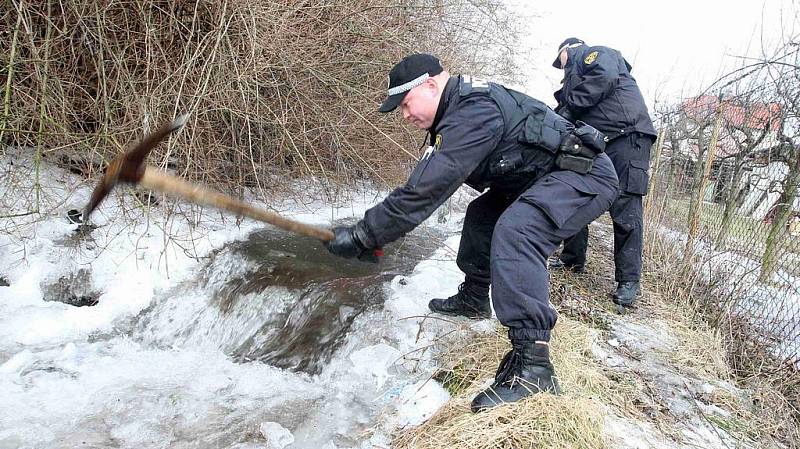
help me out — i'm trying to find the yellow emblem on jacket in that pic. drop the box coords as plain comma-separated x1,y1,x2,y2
584,51,598,65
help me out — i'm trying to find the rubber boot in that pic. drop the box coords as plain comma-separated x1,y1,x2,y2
428,281,491,319
612,281,640,307
548,258,585,273
470,341,561,413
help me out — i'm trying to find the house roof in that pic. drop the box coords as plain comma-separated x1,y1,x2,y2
681,95,782,131
672,96,784,160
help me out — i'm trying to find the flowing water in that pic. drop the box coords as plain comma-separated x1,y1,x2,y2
136,228,441,374
0,226,446,449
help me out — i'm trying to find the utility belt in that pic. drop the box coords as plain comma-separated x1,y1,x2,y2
555,121,607,174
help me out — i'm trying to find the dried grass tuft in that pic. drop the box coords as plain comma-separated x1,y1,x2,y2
394,317,633,449
394,392,606,449
649,298,732,381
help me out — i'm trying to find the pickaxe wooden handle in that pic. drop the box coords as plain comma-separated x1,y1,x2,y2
83,115,335,242
139,168,334,241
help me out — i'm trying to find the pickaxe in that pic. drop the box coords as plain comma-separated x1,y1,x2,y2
83,115,335,243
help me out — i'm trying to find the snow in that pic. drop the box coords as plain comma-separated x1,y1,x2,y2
394,379,451,428
605,415,679,449
0,161,264,351
0,152,469,448
0,337,323,447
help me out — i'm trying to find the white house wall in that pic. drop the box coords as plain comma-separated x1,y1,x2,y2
738,162,800,220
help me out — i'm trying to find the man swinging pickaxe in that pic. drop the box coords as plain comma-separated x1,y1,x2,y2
83,115,381,262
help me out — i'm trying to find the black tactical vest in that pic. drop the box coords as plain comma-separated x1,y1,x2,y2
457,76,574,194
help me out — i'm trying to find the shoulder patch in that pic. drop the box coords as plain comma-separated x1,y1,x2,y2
460,75,490,96
584,51,598,65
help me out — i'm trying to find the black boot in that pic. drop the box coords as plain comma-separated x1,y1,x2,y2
612,281,640,307
548,258,585,273
428,282,491,319
470,341,561,413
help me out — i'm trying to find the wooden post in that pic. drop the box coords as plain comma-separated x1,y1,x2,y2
683,99,724,265
644,127,666,216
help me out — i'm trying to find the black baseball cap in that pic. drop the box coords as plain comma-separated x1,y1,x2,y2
378,53,444,113
552,37,585,68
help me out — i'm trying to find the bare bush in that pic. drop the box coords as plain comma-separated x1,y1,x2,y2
0,0,523,205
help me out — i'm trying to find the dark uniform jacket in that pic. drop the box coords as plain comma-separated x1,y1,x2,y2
555,45,656,140
360,75,573,247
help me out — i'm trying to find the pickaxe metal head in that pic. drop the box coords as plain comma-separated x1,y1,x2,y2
83,114,189,220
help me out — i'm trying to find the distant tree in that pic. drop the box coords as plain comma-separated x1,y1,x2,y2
714,89,781,249
676,95,720,246
702,23,800,281
760,141,799,281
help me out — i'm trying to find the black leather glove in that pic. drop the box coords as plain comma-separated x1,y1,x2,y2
558,132,584,155
325,225,382,263
573,121,607,153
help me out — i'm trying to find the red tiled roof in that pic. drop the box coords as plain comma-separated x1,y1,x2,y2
681,95,782,131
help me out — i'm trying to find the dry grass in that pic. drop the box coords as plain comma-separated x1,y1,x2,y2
392,212,800,448
393,317,637,449
393,393,605,449
643,218,800,447
649,297,732,381
641,211,732,381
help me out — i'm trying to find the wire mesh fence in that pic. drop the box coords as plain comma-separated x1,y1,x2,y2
644,106,800,371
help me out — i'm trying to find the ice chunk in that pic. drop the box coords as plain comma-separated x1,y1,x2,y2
348,344,401,388
259,422,294,449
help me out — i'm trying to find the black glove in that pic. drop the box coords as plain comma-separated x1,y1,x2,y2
325,225,382,263
573,121,606,153
558,133,584,155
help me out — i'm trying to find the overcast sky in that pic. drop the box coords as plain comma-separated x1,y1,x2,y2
506,0,798,111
